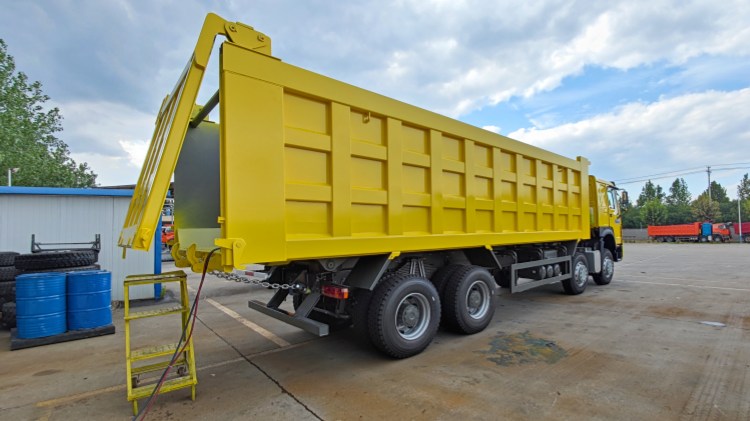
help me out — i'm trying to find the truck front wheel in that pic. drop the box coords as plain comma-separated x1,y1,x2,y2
442,266,496,334
367,274,440,358
592,249,614,286
562,254,589,295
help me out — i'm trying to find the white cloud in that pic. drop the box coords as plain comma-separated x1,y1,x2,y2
482,125,501,134
57,100,154,154
56,100,154,185
3,0,750,187
69,151,137,187
509,88,750,197
305,0,750,117
119,139,149,168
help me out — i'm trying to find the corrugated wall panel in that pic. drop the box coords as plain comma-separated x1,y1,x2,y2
0,194,154,300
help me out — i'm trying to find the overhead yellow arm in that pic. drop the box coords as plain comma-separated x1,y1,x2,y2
118,14,272,251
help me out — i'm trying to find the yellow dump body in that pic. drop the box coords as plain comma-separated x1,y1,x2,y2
120,14,592,271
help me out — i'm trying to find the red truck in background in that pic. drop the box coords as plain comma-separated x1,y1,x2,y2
711,223,733,242
648,222,733,242
161,223,175,251
734,222,750,242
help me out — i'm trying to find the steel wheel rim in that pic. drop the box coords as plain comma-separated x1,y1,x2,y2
574,261,588,287
466,280,491,320
603,257,614,279
395,292,430,340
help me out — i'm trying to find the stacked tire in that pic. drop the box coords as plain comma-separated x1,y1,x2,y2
0,252,20,328
1,250,99,329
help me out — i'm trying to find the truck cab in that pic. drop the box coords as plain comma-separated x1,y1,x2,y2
589,177,624,261
711,223,732,242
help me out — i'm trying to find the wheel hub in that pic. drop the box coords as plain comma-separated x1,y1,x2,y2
468,290,482,309
395,292,431,340
575,263,587,287
402,304,420,328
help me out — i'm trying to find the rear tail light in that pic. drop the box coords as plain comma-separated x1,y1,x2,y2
322,285,349,300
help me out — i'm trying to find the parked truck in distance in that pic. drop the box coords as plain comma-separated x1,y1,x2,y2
647,222,732,243
119,14,625,358
734,222,750,242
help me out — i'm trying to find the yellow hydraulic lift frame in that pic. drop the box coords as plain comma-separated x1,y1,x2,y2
118,13,271,253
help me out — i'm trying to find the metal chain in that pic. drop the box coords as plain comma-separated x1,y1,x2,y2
210,270,297,290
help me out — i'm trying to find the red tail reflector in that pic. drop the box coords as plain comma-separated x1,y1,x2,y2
322,285,349,299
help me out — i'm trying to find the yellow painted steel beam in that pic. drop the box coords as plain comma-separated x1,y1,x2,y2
119,13,272,251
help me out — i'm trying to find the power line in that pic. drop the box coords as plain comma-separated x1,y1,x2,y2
614,165,750,185
615,169,707,185
613,167,704,183
710,162,750,168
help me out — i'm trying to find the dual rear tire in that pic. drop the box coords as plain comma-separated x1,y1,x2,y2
366,274,440,359
362,252,611,357
365,265,496,359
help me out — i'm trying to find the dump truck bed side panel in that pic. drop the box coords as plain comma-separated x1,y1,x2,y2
216,43,590,267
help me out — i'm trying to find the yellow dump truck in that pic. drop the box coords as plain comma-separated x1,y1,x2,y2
120,14,624,358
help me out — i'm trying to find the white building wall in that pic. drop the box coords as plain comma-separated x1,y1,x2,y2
0,191,156,300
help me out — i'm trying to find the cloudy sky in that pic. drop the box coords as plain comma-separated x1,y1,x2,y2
2,0,749,199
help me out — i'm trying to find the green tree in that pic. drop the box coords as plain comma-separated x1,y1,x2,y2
665,178,691,206
738,174,750,222
705,181,729,203
720,200,740,223
739,174,750,201
636,180,665,207
0,39,96,187
665,178,692,224
641,199,667,226
691,195,721,221
620,191,641,228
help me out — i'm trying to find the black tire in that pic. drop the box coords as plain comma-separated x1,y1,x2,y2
0,252,19,267
442,265,496,334
367,274,440,358
430,264,462,299
22,264,101,274
1,302,16,329
0,266,19,281
349,288,373,341
0,280,16,302
592,249,614,285
562,254,588,295
14,251,98,271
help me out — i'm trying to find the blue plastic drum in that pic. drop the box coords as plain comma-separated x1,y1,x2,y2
16,272,67,339
67,270,112,330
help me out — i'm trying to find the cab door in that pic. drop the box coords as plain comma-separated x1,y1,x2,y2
606,186,623,245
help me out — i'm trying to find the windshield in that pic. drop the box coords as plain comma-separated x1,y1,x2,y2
608,188,620,213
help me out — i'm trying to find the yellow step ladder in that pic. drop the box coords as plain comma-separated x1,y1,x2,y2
124,271,197,415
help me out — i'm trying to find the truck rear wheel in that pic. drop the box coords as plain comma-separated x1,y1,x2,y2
430,264,462,299
592,249,614,286
562,254,588,295
442,266,496,334
367,274,440,358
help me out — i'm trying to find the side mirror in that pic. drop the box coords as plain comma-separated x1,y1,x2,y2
621,190,629,203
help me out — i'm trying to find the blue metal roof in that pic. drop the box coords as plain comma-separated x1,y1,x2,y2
0,186,134,197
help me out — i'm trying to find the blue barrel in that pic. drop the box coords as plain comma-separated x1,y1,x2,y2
16,272,67,339
67,270,112,330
